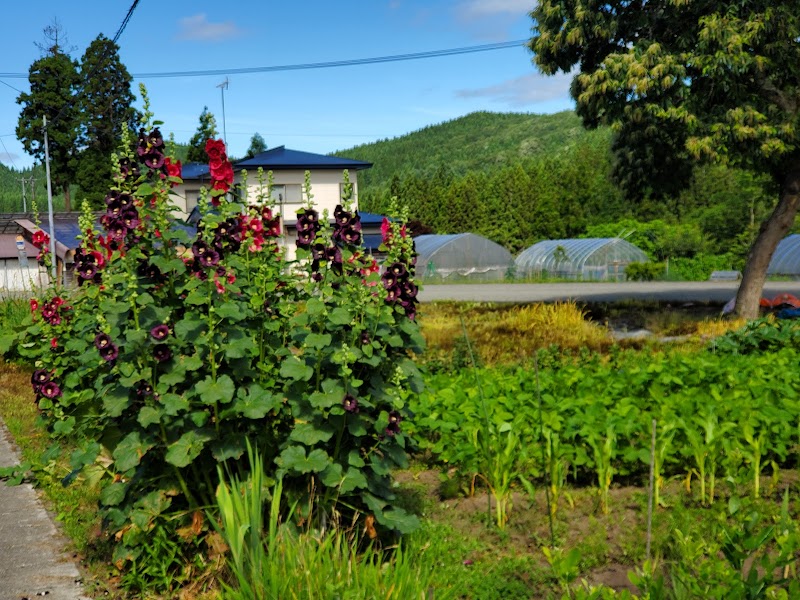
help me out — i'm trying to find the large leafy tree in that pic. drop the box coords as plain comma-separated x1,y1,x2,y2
187,107,219,163
75,34,138,206
16,28,80,211
245,132,267,158
529,1,800,318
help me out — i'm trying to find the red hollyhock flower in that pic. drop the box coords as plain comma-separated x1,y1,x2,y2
164,157,182,181
205,139,227,161
30,298,39,312
32,230,50,249
211,161,234,185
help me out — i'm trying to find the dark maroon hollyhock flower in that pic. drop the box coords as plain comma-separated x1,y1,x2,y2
192,241,210,259
199,249,221,268
153,344,172,362
121,208,140,230
31,369,51,386
296,209,319,230
215,265,227,278
40,381,62,399
402,281,419,300
106,198,123,218
265,216,282,237
360,332,371,346
99,343,119,362
94,332,112,350
388,262,408,279
343,394,359,413
137,259,164,282
150,324,170,341
325,245,342,266
136,128,148,156
311,271,324,283
385,284,401,303
144,151,166,170
386,410,402,436
108,221,128,242
118,192,134,210
78,262,97,281
41,302,57,321
334,205,352,227
381,271,398,289
135,381,154,397
147,127,164,149
104,190,120,206
119,157,139,180
311,243,327,261
296,229,316,249
342,226,362,245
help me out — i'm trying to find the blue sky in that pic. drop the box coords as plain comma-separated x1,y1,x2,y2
0,0,574,170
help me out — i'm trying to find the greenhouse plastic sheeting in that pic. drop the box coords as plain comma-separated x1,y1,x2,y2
515,238,649,281
415,233,514,281
768,234,800,277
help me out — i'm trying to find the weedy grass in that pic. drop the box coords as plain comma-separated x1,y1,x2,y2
214,444,461,600
418,301,612,365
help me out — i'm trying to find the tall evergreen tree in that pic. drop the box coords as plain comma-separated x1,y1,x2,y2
245,132,267,158
187,107,219,163
16,24,80,211
75,34,138,206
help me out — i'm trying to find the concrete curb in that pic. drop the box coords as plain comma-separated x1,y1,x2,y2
0,419,90,600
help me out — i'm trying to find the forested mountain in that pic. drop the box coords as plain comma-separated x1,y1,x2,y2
336,111,596,190
336,110,777,266
0,163,68,214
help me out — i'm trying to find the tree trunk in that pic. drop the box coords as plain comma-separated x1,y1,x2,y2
63,183,71,213
735,158,800,319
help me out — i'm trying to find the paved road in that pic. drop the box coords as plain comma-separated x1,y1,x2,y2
418,281,800,304
0,421,89,600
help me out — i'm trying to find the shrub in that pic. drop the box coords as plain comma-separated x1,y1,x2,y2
2,100,424,587
625,261,664,281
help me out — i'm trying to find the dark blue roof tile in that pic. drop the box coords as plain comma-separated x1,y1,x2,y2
234,146,371,171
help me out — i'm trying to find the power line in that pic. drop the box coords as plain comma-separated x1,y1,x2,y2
0,136,19,169
0,78,24,94
0,39,527,81
113,0,140,43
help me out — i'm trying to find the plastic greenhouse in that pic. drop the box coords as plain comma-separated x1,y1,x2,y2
768,234,800,277
414,233,514,281
515,238,649,281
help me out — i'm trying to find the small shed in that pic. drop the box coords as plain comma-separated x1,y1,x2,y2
414,233,514,281
515,238,649,281
768,234,800,278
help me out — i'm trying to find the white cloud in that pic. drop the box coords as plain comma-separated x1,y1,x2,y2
456,72,572,106
0,152,20,165
457,0,534,20
175,14,243,42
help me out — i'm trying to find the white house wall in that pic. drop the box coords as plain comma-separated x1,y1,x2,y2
0,259,45,295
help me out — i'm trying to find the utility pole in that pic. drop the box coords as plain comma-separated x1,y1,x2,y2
217,77,229,148
18,175,35,213
42,115,57,283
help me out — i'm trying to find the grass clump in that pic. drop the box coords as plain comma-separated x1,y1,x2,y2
418,301,612,366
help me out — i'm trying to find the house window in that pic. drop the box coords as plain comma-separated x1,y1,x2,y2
270,184,302,205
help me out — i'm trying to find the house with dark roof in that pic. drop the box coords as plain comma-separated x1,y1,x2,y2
172,146,372,220
172,146,373,259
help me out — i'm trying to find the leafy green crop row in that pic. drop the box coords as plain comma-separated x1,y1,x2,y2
407,347,800,509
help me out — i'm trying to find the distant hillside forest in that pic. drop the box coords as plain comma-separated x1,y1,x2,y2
0,163,68,214
336,111,779,274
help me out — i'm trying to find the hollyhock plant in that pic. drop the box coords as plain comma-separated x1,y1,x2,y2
10,100,424,591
